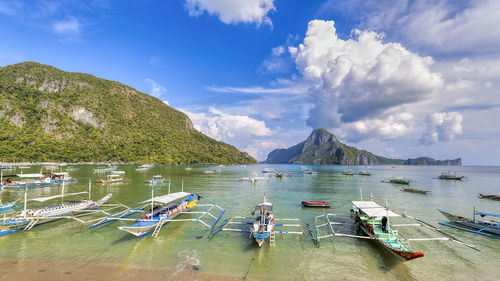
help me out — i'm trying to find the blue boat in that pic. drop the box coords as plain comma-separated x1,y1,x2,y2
438,209,500,239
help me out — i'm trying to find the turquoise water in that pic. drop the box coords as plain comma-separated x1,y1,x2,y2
0,164,499,280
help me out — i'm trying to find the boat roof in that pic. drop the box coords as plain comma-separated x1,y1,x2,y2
16,173,44,178
352,201,400,217
51,172,69,176
255,201,273,211
139,192,191,204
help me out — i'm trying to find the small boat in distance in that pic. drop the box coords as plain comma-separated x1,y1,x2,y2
358,170,371,176
438,208,500,239
95,174,124,184
301,201,330,208
478,193,500,201
343,169,355,175
383,176,410,185
438,171,464,180
145,175,166,184
401,188,430,195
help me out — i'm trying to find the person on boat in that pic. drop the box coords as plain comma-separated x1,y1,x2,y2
381,216,388,233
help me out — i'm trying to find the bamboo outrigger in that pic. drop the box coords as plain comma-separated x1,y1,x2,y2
208,194,317,247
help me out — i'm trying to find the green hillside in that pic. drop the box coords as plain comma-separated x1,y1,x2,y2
0,62,256,164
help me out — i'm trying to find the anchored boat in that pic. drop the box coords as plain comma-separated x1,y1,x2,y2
314,191,478,261
438,171,464,180
301,201,330,208
87,181,224,238
0,182,112,236
209,194,317,247
438,208,500,239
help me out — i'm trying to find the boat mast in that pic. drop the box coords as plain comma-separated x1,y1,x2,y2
360,188,363,200
23,185,27,212
151,181,154,213
181,179,184,192
88,179,92,200
473,205,476,222
168,178,171,194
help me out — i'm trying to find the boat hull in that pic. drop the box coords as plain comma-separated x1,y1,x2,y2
301,201,330,208
358,223,424,261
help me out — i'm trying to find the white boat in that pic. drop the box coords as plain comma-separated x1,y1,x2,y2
95,174,123,184
0,184,112,236
47,172,77,183
145,175,166,184
111,170,126,174
1,173,53,188
251,196,275,247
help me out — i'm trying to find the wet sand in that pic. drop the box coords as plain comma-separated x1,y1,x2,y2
0,259,240,281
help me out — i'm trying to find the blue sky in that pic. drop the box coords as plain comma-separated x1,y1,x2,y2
1,0,499,165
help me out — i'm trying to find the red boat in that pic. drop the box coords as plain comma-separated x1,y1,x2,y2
301,201,330,208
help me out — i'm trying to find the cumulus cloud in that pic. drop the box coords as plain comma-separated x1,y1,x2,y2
145,78,167,98
420,112,463,145
185,0,275,26
293,20,443,141
185,107,273,142
52,17,80,36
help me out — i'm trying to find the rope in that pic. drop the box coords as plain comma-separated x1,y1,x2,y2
241,258,255,281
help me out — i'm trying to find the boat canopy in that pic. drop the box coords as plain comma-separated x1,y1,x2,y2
30,191,89,202
476,212,500,218
139,191,191,204
51,172,69,176
255,202,273,211
16,173,44,178
352,201,400,217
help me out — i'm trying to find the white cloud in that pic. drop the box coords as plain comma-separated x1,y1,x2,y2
321,0,500,56
272,46,285,56
206,84,307,95
260,45,293,74
185,0,275,26
293,20,443,141
145,78,167,98
420,112,463,145
185,106,272,140
52,17,80,36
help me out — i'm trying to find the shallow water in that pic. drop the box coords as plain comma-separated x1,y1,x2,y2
0,164,499,280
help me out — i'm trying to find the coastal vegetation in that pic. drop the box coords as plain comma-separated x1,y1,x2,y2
0,62,256,164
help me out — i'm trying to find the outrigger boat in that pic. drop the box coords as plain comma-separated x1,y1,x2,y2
382,176,410,185
358,170,371,176
401,188,430,195
46,172,77,183
0,173,53,188
438,208,500,239
343,169,354,175
0,181,113,236
209,194,317,247
438,171,464,180
95,174,124,184
85,181,225,238
315,191,478,261
144,175,166,184
478,193,500,201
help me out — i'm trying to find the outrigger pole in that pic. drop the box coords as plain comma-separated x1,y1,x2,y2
401,213,479,251
88,179,91,200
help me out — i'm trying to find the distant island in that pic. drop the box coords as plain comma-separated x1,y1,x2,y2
0,62,255,164
263,128,461,165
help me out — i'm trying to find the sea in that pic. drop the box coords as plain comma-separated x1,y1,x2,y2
0,164,498,281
